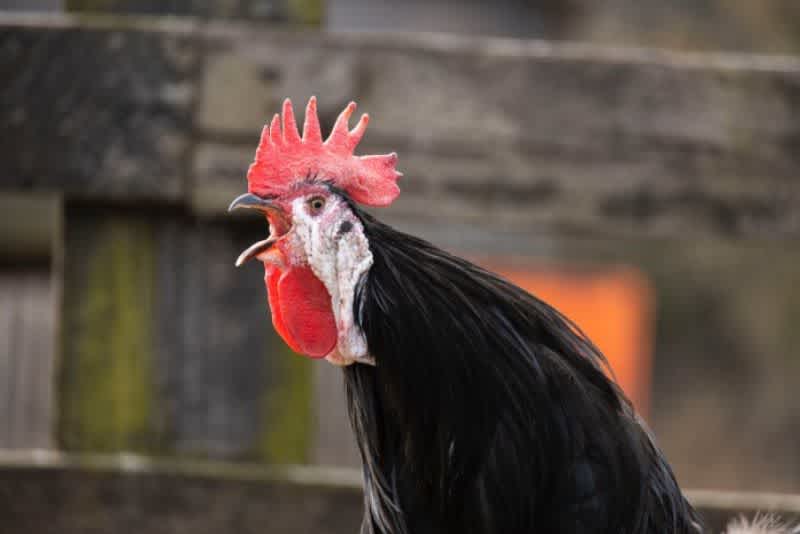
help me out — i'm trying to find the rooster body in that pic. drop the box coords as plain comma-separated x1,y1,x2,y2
346,210,701,534
230,98,703,533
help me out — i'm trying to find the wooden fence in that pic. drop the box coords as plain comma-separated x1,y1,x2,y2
1,12,799,491
1,451,799,533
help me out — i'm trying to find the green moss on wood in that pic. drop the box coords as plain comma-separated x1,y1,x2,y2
258,344,313,463
59,217,157,452
287,0,324,26
67,0,324,25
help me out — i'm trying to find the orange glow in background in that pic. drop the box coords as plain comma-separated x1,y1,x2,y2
484,264,654,417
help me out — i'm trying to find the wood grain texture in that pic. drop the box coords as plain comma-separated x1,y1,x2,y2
0,17,197,199
1,13,799,238
59,209,314,460
154,217,313,461
0,270,56,449
0,193,59,262
197,26,800,239
0,462,364,534
64,0,323,24
59,213,160,451
312,363,359,467
0,453,797,534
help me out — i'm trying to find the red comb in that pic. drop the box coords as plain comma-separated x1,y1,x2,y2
246,97,401,207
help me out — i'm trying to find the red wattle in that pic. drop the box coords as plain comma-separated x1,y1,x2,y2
266,267,298,353
264,265,337,358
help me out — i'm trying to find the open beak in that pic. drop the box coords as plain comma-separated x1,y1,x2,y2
234,235,279,267
229,193,290,267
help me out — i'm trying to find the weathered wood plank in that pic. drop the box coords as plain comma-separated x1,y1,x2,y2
0,458,364,534
59,209,314,460
0,452,798,534
196,27,800,239
1,13,799,237
0,270,56,449
0,276,14,448
64,0,323,25
0,192,60,262
312,363,359,467
0,15,197,200
59,212,160,451
154,217,313,461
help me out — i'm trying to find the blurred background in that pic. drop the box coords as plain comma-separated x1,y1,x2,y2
1,0,799,532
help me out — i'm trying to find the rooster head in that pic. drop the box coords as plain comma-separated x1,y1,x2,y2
229,97,401,366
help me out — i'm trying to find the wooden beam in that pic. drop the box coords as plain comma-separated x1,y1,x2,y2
59,213,160,452
2,12,799,240
0,271,57,449
0,453,364,534
64,0,324,25
197,26,800,239
0,451,798,533
0,14,197,201
0,193,60,262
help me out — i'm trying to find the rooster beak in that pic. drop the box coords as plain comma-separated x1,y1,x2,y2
228,192,291,233
228,193,279,213
229,193,291,268
235,235,280,267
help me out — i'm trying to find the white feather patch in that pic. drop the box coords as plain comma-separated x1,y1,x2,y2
292,196,374,365
725,514,800,534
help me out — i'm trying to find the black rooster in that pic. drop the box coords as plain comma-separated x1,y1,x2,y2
346,210,701,534
230,97,703,533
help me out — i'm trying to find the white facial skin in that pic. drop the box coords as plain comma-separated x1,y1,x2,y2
288,193,375,366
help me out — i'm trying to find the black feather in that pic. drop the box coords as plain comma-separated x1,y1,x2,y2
344,206,703,534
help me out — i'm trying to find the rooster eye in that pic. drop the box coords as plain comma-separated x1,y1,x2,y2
308,196,326,214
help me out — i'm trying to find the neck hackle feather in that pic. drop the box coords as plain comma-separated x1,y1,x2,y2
345,208,702,534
